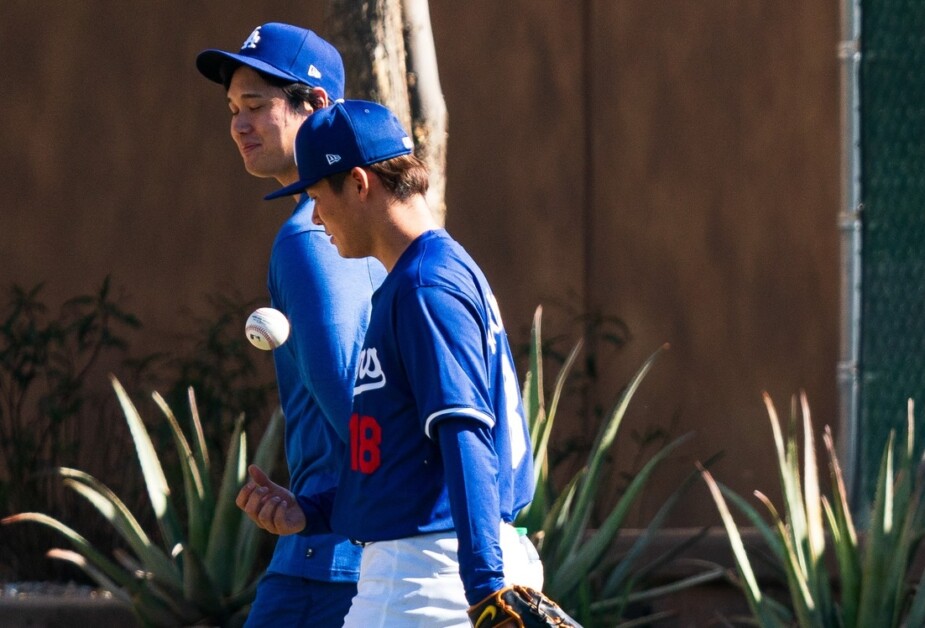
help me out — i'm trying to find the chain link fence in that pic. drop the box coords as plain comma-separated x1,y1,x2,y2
859,0,925,503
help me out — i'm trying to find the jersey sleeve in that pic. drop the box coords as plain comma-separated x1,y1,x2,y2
296,487,336,537
437,418,506,604
394,286,495,439
270,231,368,443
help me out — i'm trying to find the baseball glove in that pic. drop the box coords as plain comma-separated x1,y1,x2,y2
467,584,583,627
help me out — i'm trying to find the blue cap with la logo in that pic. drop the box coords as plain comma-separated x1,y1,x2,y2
196,22,345,99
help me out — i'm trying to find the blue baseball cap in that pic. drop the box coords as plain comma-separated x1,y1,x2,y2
196,23,345,99
265,100,414,200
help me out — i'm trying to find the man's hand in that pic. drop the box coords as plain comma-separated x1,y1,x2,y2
467,585,583,627
235,464,307,535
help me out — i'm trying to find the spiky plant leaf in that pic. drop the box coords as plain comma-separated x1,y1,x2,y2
536,468,582,562
525,305,546,452
186,387,217,527
46,548,133,605
110,375,184,551
226,578,261,613
233,406,285,592
797,393,833,622
205,412,248,595
175,543,223,618
4,378,283,626
535,339,582,483
519,338,582,533
2,513,132,589
904,563,925,628
621,528,713,591
517,307,547,531
598,449,708,598
559,344,669,562
57,468,180,588
717,486,788,566
700,467,783,627
187,386,211,469
152,390,209,555
47,549,190,628
822,427,860,628
252,406,285,476
121,551,203,625
551,433,691,595
856,431,896,628
765,395,808,586
799,394,825,574
621,564,726,605
515,310,711,621
760,501,818,628
707,393,925,628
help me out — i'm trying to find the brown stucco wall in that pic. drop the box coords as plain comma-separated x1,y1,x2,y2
0,2,840,527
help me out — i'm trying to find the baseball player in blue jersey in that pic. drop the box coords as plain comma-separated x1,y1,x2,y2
196,25,385,627
255,101,581,627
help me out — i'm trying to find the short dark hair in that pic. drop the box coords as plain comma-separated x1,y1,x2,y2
220,62,324,110
327,154,429,201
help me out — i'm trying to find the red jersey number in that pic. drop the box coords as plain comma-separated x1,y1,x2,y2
350,414,382,474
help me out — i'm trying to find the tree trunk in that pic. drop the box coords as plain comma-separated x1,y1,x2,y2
402,0,447,224
325,0,447,225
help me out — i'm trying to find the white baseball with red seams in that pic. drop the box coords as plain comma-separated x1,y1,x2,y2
245,307,291,350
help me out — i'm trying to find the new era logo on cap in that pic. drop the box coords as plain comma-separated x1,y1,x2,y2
308,65,322,79
326,154,342,165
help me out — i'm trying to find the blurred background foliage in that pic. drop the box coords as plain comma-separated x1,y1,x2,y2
0,278,278,583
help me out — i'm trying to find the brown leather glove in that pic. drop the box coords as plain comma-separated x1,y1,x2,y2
467,584,584,627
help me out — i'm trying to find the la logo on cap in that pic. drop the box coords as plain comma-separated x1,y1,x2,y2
241,27,261,50
326,154,342,165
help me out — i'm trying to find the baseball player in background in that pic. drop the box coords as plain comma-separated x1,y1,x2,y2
250,100,582,627
196,24,385,627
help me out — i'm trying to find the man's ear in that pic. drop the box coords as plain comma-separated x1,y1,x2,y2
350,167,371,199
306,87,331,112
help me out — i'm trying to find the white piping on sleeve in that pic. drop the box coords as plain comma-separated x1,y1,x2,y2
424,407,495,439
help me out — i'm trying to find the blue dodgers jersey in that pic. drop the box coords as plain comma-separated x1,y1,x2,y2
332,229,534,542
266,196,386,580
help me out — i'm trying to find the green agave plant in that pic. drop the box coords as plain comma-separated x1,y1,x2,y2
2,375,284,627
701,392,925,627
516,306,722,627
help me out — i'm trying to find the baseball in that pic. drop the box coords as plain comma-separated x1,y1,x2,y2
245,307,291,351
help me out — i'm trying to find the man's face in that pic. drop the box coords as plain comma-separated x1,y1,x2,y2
308,176,372,259
227,66,309,184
